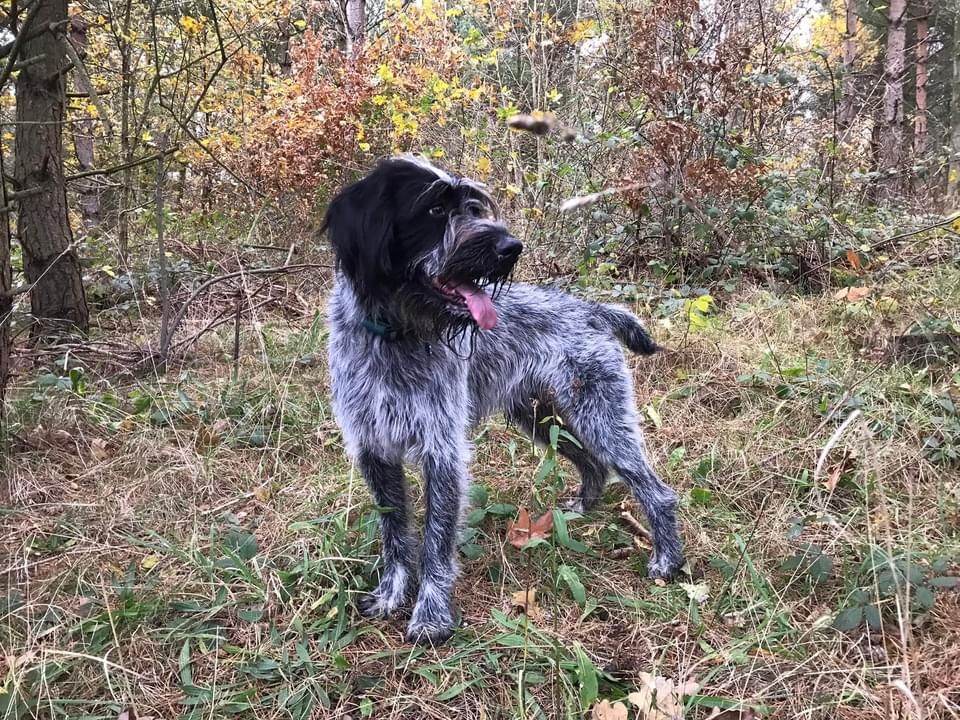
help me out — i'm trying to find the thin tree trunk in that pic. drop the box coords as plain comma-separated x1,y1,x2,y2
0,170,10,402
69,15,99,229
949,10,960,204
913,0,929,157
15,0,89,335
117,0,133,262
878,0,907,198
345,0,365,60
839,0,858,130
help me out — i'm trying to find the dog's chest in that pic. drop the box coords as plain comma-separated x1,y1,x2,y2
330,337,468,459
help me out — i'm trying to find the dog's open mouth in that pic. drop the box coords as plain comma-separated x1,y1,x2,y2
435,279,498,330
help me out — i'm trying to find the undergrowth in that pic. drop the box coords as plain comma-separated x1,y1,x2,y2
2,260,959,720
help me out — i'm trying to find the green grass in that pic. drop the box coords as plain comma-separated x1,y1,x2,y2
2,264,959,719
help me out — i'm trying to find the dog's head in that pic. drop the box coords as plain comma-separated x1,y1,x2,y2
323,155,522,336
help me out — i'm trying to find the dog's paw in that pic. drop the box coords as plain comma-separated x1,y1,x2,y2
406,592,457,646
563,496,599,514
405,615,456,646
357,567,413,618
647,552,686,582
357,592,403,619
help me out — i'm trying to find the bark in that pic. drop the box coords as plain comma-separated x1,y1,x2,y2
878,0,907,197
117,0,133,262
0,178,10,402
345,0,365,59
14,0,89,334
839,0,858,130
949,10,960,204
913,0,929,157
68,15,100,229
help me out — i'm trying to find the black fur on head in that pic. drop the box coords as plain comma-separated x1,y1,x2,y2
323,155,523,339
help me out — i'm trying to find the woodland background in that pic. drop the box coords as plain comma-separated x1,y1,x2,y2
0,1,959,719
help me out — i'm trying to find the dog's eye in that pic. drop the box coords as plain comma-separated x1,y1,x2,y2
428,205,447,217
466,205,482,218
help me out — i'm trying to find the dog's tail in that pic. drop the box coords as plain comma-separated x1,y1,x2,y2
596,305,661,355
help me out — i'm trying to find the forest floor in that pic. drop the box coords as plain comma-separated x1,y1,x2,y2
2,243,959,719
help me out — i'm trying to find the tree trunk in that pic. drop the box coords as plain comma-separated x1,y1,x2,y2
839,0,858,130
0,180,10,402
15,0,89,335
913,0,929,157
118,8,132,262
877,0,907,198
69,15,100,229
949,9,960,204
345,0,365,60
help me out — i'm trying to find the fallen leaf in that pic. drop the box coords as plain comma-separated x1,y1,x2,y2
846,286,871,302
90,438,110,462
679,581,710,603
253,484,272,502
592,699,628,720
506,508,553,548
140,555,160,570
510,588,544,621
834,285,872,302
846,248,862,271
824,462,842,492
628,673,700,720
653,578,667,587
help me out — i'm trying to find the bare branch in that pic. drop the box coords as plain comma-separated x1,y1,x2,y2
0,1,41,88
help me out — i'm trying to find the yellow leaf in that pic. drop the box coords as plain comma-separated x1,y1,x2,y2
358,142,371,151
140,554,160,570
476,156,492,175
253,484,272,502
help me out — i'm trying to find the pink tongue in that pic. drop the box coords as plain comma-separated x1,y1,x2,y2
455,282,497,330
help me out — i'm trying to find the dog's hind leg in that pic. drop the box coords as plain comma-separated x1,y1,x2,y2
506,399,609,512
558,370,685,580
356,451,417,618
406,451,466,645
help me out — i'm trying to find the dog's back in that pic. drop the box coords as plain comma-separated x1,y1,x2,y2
466,283,657,424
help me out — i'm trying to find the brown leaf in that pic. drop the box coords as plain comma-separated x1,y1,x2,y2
510,588,544,621
846,286,871,302
846,248,862,272
592,699,628,720
90,438,110,462
628,673,700,720
824,463,842,492
506,508,553,548
253,484,273,502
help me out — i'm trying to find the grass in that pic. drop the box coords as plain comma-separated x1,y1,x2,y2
2,259,959,719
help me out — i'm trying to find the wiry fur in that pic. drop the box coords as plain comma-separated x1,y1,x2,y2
325,156,685,645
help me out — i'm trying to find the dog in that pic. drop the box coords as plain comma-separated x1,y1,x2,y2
323,155,685,645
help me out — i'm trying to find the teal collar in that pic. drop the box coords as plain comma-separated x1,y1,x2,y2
362,316,404,342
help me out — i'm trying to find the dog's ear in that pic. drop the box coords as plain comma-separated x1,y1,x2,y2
323,172,395,300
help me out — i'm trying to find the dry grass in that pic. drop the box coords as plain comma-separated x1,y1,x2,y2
1,264,959,720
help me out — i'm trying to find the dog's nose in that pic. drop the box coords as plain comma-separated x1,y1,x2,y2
495,235,523,261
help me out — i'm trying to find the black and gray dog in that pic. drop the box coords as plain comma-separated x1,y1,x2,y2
324,155,685,644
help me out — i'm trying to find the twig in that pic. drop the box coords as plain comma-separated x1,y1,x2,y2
619,509,653,543
64,148,178,182
159,262,331,357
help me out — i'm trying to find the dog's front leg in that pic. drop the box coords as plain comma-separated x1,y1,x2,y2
356,451,417,618
406,453,465,645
